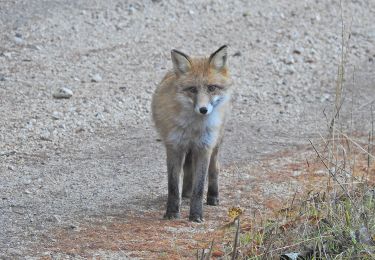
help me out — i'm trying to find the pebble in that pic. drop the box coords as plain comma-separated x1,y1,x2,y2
283,55,295,65
75,127,85,133
274,96,283,105
128,4,136,15
91,73,102,82
29,45,42,51
67,224,80,231
232,51,242,57
286,66,295,74
53,87,73,99
2,52,12,58
95,112,104,120
40,130,51,141
320,93,331,102
51,111,62,120
46,215,61,223
14,36,23,45
293,46,304,55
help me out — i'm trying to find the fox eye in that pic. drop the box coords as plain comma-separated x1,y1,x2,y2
207,85,218,92
184,86,197,93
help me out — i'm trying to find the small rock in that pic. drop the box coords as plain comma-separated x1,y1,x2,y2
320,93,331,102
91,73,102,82
232,51,241,57
67,224,80,232
2,52,12,58
280,252,302,260
304,57,315,63
274,96,283,105
29,45,42,51
266,59,274,65
40,130,51,141
51,111,62,120
14,36,23,45
283,55,295,65
128,4,136,14
356,225,375,246
293,46,304,55
26,119,36,130
0,74,6,81
53,87,73,99
95,112,104,120
0,150,16,157
75,127,85,133
8,165,14,171
286,66,295,74
46,215,61,223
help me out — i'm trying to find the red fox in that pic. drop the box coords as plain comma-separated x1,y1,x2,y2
152,45,232,222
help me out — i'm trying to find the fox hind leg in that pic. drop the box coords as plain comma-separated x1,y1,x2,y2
207,145,220,206
182,150,193,198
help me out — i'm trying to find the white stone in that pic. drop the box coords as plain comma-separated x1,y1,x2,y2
53,87,73,99
91,74,102,82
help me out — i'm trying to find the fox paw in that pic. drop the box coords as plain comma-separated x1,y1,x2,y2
164,212,180,219
207,196,219,206
189,214,204,223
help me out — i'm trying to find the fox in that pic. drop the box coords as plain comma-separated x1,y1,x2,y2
152,45,233,222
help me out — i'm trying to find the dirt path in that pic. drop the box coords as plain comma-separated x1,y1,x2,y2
1,0,374,258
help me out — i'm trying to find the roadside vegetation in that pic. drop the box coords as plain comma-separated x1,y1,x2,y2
197,4,375,259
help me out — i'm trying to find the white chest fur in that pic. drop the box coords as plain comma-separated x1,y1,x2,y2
167,108,222,149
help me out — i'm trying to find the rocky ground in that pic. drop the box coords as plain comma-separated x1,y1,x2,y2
0,0,374,258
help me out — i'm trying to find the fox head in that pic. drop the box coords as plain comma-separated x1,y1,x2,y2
171,45,231,116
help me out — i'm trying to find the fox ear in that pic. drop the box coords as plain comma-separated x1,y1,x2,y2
171,49,191,74
209,45,228,71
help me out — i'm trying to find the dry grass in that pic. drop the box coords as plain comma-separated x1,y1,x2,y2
198,3,375,258
199,139,375,259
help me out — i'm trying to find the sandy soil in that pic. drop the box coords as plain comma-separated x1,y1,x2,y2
0,0,374,258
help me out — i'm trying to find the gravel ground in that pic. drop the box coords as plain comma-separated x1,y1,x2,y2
0,0,374,258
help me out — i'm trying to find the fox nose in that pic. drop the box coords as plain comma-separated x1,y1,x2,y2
199,107,208,114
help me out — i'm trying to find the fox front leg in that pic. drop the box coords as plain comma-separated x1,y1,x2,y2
207,145,220,206
189,148,212,222
164,147,185,219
